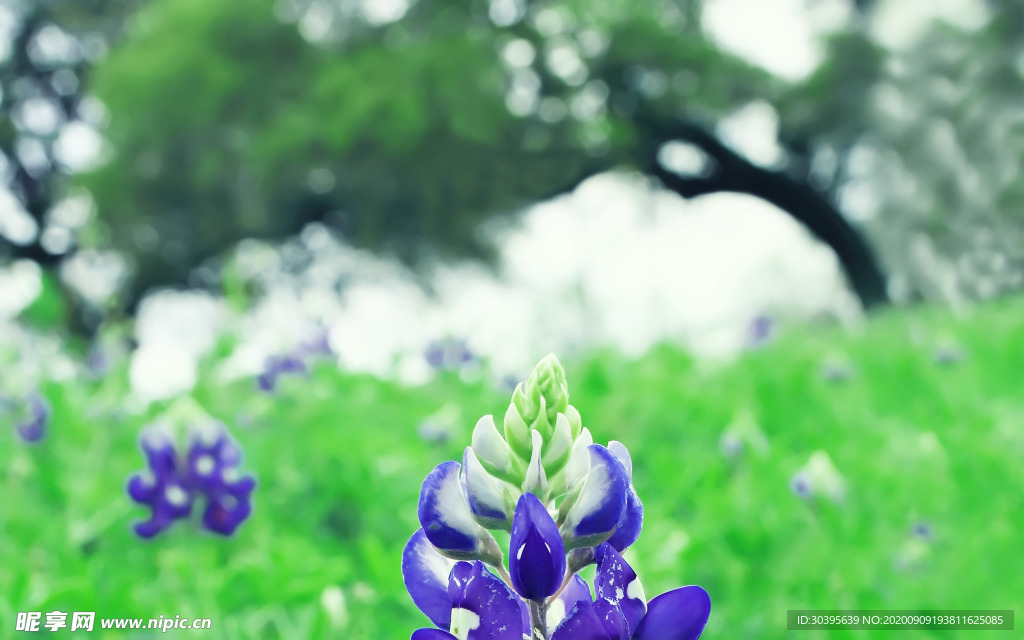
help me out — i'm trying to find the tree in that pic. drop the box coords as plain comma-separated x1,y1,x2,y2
0,0,138,329
63,0,901,313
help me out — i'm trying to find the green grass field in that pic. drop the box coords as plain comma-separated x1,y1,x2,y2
3,299,1023,638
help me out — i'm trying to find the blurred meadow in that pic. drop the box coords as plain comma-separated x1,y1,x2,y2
2,0,1024,638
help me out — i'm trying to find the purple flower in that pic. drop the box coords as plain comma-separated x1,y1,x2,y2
403,538,711,640
561,445,629,549
403,530,458,629
256,353,308,392
297,330,334,358
424,339,476,371
86,345,110,377
126,424,256,538
15,392,51,443
790,472,812,499
509,492,566,601
548,543,711,640
606,441,643,552
405,557,528,640
746,314,774,348
417,461,500,563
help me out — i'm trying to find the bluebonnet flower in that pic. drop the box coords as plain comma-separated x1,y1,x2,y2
789,472,812,499
256,353,308,392
296,329,334,358
126,423,256,538
424,339,476,371
719,410,770,461
789,451,845,503
509,493,566,600
403,354,709,640
256,331,335,392
403,536,710,639
912,521,932,540
746,314,774,349
86,344,110,378
15,392,51,443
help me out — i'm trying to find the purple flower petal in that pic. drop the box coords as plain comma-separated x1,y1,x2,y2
133,514,177,539
126,473,160,503
418,461,490,558
594,597,630,640
158,483,195,520
448,561,527,640
633,585,711,640
256,372,276,392
509,493,566,600
606,487,643,552
563,445,628,546
140,431,179,477
15,392,49,443
607,441,632,480
201,492,252,536
595,544,646,635
402,529,456,629
460,447,510,527
411,630,455,640
425,342,446,369
550,596,614,640
547,575,592,630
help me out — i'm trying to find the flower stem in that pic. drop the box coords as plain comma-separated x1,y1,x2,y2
546,572,575,604
529,601,549,640
495,563,514,586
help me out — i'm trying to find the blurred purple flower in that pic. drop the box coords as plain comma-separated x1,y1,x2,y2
789,472,812,499
256,353,308,392
746,314,774,349
424,339,477,371
86,345,110,378
297,330,334,358
15,392,51,443
912,521,932,539
126,424,256,538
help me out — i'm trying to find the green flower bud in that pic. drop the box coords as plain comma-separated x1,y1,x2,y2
522,430,550,499
541,413,573,477
503,402,532,461
471,415,523,484
512,381,541,425
480,355,592,500
564,405,582,440
529,396,555,441
528,354,570,424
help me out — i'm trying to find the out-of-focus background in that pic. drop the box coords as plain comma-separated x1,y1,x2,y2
1,0,1022,637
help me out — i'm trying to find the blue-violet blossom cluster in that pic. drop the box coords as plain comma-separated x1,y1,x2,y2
15,391,51,443
127,421,256,538
257,330,334,392
402,354,711,640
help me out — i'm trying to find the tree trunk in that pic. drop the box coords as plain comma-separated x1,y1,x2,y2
638,115,889,309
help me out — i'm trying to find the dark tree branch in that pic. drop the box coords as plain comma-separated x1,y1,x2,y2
636,113,890,310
